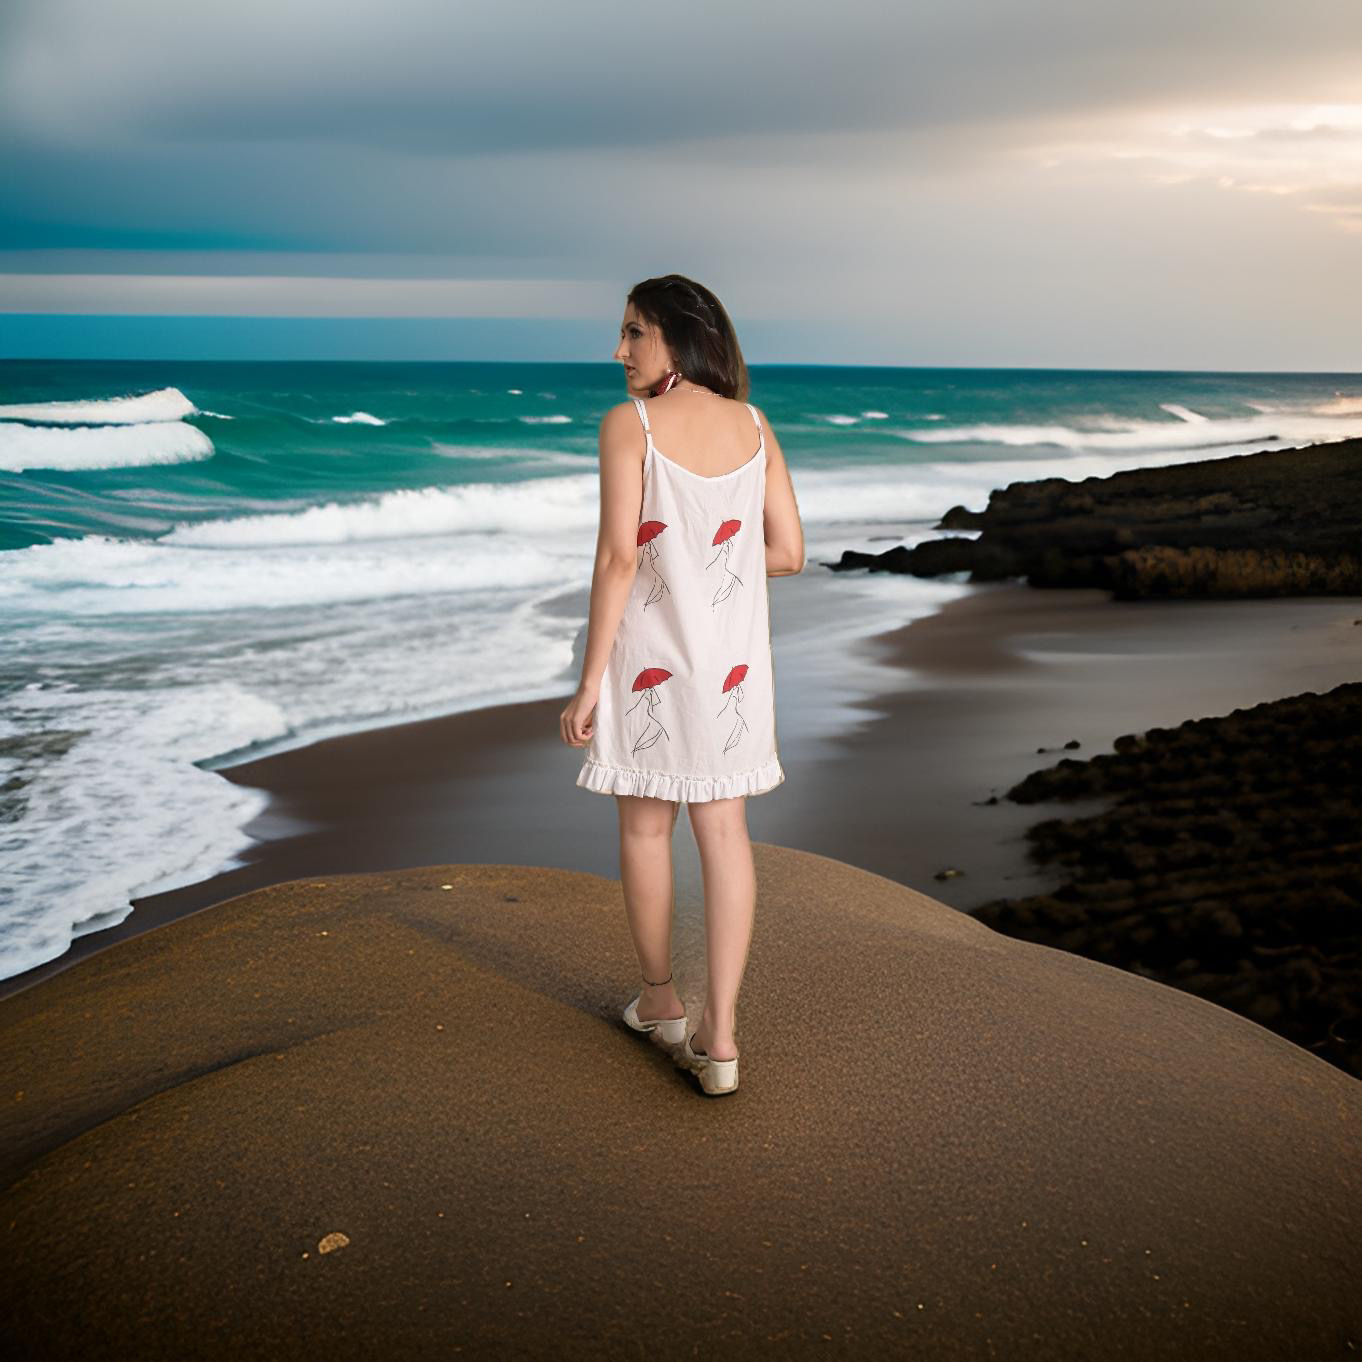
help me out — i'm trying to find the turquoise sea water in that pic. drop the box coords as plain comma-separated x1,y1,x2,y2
2,359,1359,978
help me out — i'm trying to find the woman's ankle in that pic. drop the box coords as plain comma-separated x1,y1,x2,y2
639,978,682,1015
698,1012,738,1058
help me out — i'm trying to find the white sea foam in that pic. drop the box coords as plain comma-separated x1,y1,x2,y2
0,528,573,617
1313,395,1362,416
1247,392,1362,418
0,386,196,424
898,405,1361,454
163,476,602,548
331,411,387,425
0,682,281,976
518,414,572,424
0,420,215,473
1159,402,1209,423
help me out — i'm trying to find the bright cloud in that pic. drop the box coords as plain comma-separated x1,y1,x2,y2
1021,102,1362,233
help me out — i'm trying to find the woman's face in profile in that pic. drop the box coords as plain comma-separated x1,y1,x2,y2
614,304,670,395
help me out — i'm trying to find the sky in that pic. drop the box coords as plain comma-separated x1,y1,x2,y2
1,0,1359,370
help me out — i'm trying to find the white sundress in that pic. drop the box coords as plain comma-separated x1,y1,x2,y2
576,396,785,804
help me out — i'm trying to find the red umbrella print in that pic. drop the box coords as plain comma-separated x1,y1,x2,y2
637,519,671,609
627,666,673,753
707,518,745,609
717,663,750,755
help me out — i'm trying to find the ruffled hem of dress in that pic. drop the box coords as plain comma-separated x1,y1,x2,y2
576,755,785,803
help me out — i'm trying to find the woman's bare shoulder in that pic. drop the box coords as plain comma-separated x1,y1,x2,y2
599,399,642,431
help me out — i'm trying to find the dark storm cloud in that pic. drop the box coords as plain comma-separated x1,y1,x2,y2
2,0,1358,158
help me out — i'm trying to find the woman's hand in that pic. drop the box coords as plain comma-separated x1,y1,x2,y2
560,682,599,748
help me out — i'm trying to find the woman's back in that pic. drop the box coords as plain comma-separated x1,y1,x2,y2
635,393,767,480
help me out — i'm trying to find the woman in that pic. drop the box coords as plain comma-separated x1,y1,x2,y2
559,274,805,1096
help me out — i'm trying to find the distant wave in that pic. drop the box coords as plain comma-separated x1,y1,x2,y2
1254,393,1362,418
0,386,197,425
898,400,1362,454
163,477,603,548
518,414,572,425
330,412,387,425
1158,403,1209,423
816,411,916,424
0,421,215,474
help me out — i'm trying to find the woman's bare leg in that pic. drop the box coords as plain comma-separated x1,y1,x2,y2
616,794,685,1022
685,796,754,1061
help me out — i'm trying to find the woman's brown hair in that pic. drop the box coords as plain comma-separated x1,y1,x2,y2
627,274,751,401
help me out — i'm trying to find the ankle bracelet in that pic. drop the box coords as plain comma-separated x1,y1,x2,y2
643,971,672,987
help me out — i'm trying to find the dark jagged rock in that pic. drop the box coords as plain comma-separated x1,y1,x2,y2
827,437,1362,598
969,681,1362,1078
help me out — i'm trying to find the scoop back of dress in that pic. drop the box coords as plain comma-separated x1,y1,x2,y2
576,396,785,803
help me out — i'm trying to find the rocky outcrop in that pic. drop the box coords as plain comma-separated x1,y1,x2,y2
829,437,1362,598
969,681,1362,1078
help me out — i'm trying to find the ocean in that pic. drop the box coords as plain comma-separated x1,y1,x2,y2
2,359,1359,980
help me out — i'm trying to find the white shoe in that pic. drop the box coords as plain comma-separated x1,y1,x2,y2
622,994,687,1046
683,1031,739,1096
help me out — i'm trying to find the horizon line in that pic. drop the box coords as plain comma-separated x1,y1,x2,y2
4,357,1360,377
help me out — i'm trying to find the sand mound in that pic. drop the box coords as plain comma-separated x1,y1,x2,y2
2,845,1358,1358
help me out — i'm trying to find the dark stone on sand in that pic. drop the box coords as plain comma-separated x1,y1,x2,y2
970,681,1362,1080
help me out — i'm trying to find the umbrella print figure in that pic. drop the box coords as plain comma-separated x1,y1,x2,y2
717,663,750,755
707,518,745,609
637,520,671,609
627,666,674,753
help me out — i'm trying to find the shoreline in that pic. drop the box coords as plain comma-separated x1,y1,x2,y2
3,580,1359,1002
